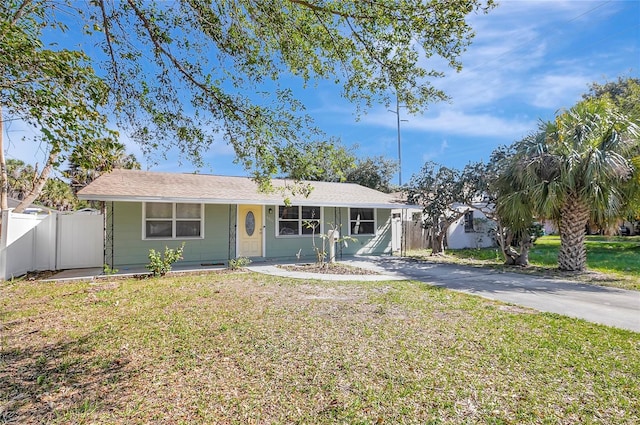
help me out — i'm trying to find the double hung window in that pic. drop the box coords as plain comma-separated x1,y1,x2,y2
349,208,375,235
277,206,321,236
144,202,203,239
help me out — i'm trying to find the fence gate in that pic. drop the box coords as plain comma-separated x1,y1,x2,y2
56,213,103,269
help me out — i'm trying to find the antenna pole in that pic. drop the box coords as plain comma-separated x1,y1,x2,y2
396,96,402,186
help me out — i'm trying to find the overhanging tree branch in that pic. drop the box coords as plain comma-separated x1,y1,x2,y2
96,0,119,81
125,0,247,119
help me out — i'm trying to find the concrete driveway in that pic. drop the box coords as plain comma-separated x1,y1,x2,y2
343,257,640,333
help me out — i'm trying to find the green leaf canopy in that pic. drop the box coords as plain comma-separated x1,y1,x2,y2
10,0,493,177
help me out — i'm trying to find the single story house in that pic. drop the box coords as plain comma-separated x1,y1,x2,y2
446,204,497,250
78,169,412,268
397,202,498,251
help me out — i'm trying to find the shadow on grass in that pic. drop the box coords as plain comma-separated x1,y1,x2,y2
0,330,134,423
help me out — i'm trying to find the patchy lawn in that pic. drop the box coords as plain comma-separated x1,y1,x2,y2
2,272,639,424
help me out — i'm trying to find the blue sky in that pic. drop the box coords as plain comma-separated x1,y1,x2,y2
4,0,639,184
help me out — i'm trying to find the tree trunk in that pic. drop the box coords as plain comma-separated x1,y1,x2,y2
425,227,433,249
558,195,590,271
503,232,532,266
430,213,464,256
431,230,445,255
494,222,509,262
0,105,8,210
13,150,59,213
517,240,532,265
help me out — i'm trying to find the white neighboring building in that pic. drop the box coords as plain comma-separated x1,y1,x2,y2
446,204,496,249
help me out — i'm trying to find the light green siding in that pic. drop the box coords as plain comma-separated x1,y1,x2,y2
263,205,392,261
339,207,393,256
110,202,231,267
110,202,392,267
263,205,319,260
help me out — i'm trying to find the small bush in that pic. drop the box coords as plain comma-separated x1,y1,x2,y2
228,257,252,270
146,243,185,277
103,264,118,275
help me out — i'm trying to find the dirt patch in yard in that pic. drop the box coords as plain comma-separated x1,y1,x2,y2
278,263,380,275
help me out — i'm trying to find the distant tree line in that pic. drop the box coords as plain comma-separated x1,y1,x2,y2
280,140,398,193
6,141,140,211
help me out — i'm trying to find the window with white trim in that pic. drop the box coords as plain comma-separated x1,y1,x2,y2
349,208,375,235
277,205,321,236
144,202,203,239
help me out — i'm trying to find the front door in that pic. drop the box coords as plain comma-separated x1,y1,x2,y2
237,205,263,257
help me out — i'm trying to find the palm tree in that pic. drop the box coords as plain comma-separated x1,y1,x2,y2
499,98,640,271
64,140,140,195
6,159,35,200
41,178,76,211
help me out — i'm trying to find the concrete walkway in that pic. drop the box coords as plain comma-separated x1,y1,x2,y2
42,264,227,281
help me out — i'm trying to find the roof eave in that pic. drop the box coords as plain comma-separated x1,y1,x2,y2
77,194,418,209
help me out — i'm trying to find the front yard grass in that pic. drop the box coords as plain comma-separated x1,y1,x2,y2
410,235,640,291
2,272,639,424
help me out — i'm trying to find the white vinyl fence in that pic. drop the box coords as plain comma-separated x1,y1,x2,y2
0,209,103,280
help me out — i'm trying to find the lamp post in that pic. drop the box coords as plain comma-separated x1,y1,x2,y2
389,95,407,186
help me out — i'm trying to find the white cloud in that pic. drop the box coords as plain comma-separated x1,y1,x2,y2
526,74,592,109
361,108,535,140
287,1,636,152
422,139,449,163
443,0,636,111
415,110,535,139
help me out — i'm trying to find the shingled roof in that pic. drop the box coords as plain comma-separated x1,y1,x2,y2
77,169,410,208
